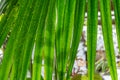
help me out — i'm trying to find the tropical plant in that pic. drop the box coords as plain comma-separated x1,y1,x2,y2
0,0,120,80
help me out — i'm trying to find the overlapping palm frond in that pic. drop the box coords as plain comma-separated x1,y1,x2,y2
0,0,119,80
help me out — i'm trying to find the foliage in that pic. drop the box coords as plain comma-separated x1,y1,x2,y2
0,0,120,80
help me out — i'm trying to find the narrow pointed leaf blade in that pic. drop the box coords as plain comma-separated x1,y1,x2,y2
87,0,98,80
32,0,50,80
66,0,86,79
55,0,66,79
100,0,118,80
44,0,56,80
112,0,120,54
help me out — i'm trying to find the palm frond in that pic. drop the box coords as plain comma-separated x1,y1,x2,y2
100,0,118,80
32,0,50,80
44,0,56,80
55,0,66,79
10,0,43,79
0,0,119,80
66,0,86,79
87,0,98,80
0,0,30,79
112,0,120,54
0,0,18,47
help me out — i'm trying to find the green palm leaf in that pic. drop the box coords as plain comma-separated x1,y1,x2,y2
0,0,119,80
10,0,38,79
112,0,120,54
0,0,30,79
87,0,98,80
55,0,66,79
0,0,18,47
44,0,56,80
60,0,76,79
19,0,46,79
32,0,50,80
66,0,86,79
100,0,118,80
